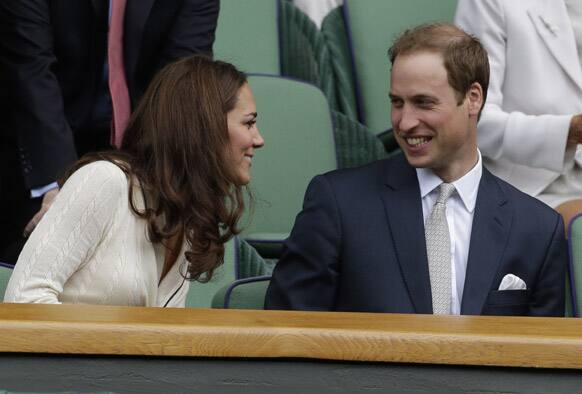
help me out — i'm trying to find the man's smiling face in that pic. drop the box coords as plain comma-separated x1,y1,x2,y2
389,50,480,182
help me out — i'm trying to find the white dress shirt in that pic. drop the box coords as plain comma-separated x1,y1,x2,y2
416,151,483,315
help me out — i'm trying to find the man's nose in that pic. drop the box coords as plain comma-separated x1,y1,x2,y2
396,105,420,132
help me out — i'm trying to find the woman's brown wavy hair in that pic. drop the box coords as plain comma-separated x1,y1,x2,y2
62,55,248,282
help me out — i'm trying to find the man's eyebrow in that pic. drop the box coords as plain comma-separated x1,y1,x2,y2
412,94,438,101
388,93,438,101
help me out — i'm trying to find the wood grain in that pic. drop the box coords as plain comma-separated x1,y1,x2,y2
0,303,580,369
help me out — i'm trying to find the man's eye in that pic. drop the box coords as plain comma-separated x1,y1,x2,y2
390,99,403,108
417,100,435,108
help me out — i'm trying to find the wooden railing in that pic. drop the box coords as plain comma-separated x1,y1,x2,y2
0,303,581,369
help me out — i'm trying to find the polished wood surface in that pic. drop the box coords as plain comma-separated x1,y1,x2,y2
0,303,581,369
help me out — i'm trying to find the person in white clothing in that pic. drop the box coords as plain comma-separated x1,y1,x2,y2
455,0,582,229
4,55,265,307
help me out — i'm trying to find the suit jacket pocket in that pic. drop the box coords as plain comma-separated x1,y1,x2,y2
482,290,530,316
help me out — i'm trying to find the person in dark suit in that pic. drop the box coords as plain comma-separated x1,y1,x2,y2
0,0,219,263
265,23,568,317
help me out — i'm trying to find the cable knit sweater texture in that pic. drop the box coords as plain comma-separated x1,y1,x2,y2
4,161,190,307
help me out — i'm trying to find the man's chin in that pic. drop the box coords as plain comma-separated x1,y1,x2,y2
402,153,432,169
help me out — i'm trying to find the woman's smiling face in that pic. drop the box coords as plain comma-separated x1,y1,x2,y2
226,83,265,185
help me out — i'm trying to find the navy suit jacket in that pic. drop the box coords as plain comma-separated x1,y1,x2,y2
0,0,219,189
265,154,567,316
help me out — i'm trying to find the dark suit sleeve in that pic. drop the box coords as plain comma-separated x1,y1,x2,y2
158,0,219,65
0,0,77,188
529,214,567,317
265,175,342,311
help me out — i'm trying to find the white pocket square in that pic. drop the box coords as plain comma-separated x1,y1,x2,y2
498,274,527,291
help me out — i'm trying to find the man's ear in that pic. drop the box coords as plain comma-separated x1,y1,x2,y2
466,82,484,117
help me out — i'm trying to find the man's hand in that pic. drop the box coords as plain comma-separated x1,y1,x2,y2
567,114,582,147
23,188,59,237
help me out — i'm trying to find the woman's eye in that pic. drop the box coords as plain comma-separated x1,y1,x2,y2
246,120,257,129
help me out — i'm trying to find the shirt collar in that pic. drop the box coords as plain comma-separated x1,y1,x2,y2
416,150,483,213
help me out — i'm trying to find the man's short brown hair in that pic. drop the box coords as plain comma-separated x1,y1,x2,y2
388,23,489,111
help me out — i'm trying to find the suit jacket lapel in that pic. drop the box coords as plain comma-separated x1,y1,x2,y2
381,156,433,314
461,169,512,315
124,0,156,101
527,0,582,91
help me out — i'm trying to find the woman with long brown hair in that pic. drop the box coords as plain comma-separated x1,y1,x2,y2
4,55,264,306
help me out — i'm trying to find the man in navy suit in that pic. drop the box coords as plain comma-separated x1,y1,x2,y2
265,23,568,316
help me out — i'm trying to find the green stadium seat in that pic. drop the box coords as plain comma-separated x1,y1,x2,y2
186,237,268,308
185,237,238,308
332,110,388,168
237,238,270,278
279,1,338,114
321,6,359,122
212,276,271,309
244,233,287,260
0,263,13,300
279,2,390,167
566,272,574,317
214,0,280,74
241,75,337,237
343,0,458,134
567,215,582,317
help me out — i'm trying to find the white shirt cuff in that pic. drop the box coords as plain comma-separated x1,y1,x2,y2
30,182,59,198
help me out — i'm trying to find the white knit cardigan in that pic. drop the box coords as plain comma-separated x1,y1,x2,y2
4,161,190,307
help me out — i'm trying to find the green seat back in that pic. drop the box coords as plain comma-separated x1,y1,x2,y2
0,264,13,300
566,270,574,317
332,110,387,168
242,75,337,235
212,277,271,309
568,215,582,316
185,237,237,308
280,3,378,170
237,238,269,279
279,1,343,117
321,6,359,122
214,0,280,74
344,0,458,134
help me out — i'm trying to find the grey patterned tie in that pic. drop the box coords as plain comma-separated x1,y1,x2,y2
425,183,456,315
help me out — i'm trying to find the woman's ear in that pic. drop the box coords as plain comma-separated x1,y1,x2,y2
466,82,484,117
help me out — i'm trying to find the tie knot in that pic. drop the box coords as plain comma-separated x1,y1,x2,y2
436,183,456,204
